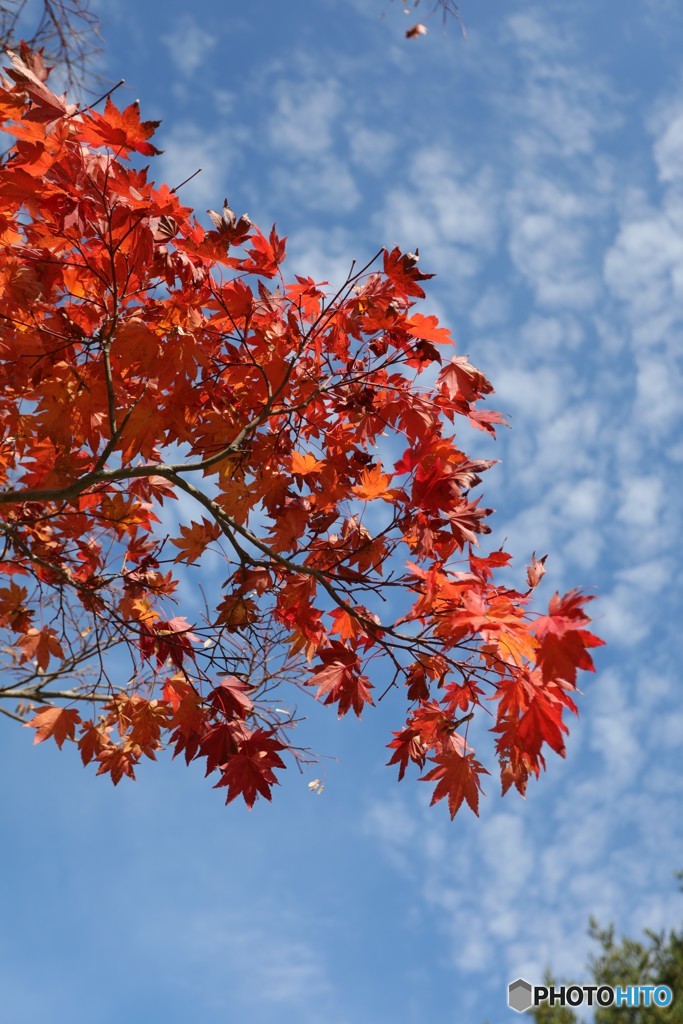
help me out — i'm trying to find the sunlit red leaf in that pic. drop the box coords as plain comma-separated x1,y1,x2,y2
421,749,488,818
79,98,161,156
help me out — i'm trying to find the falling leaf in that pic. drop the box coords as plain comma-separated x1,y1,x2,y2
406,23,428,39
526,552,548,590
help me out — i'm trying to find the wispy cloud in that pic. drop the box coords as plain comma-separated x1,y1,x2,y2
157,120,247,210
364,650,683,993
162,15,217,79
142,901,341,1023
358,8,683,1004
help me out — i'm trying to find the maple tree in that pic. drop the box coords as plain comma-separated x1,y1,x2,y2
0,47,603,817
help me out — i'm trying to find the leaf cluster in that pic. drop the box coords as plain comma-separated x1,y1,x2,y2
0,49,602,814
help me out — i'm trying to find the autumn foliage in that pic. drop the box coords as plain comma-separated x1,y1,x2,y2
0,48,603,817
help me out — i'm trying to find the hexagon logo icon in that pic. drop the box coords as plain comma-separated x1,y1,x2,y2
508,978,533,1013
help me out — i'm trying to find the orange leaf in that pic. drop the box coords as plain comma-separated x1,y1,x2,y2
291,451,324,476
170,517,221,565
27,706,81,749
328,606,362,642
352,462,395,501
0,579,32,631
405,313,452,345
77,721,111,766
95,747,137,785
18,626,64,670
215,594,258,631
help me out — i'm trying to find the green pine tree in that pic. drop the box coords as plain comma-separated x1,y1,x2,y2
526,875,682,1023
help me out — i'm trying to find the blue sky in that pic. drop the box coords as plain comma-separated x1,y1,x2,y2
2,1,683,1021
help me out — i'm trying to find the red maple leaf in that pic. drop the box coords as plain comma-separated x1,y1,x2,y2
383,246,434,298
387,727,427,781
467,408,509,437
437,354,494,403
421,749,488,818
77,721,111,766
309,643,375,718
239,226,286,277
405,663,430,702
207,677,254,720
79,98,161,157
533,590,605,685
404,312,452,345
198,722,244,776
515,691,568,759
138,618,197,669
213,730,286,807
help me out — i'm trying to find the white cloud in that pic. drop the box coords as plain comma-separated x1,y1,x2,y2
283,225,360,288
381,152,497,250
559,479,606,524
469,286,512,330
507,175,602,310
270,155,360,213
157,121,245,210
162,15,217,78
562,526,604,571
372,147,500,299
493,364,565,420
519,313,586,356
616,473,663,530
250,939,332,1004
506,12,564,51
144,902,339,1021
504,11,621,162
268,79,342,157
348,127,396,173
599,582,653,646
635,350,683,434
604,210,683,327
213,89,236,116
590,710,641,785
362,794,418,872
652,98,683,183
616,558,670,594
